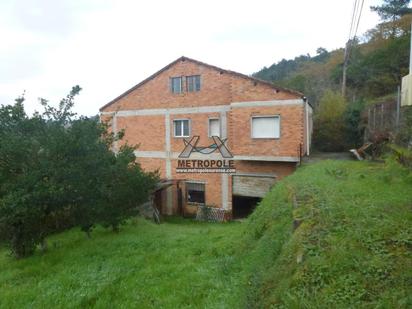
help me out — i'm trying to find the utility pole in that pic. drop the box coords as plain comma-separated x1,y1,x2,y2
396,85,401,130
341,40,351,97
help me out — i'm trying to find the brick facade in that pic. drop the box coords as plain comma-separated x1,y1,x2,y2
100,57,312,218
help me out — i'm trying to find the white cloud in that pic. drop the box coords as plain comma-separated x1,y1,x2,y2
0,0,382,116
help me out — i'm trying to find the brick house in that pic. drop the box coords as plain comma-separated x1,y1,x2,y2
100,57,312,218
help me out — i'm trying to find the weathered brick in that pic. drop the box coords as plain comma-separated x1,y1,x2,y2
100,57,311,217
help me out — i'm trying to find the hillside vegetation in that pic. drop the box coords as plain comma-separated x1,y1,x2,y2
238,160,412,308
1,160,411,308
253,12,412,151
253,14,411,106
0,219,243,308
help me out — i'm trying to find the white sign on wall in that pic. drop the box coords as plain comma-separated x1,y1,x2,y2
401,74,412,106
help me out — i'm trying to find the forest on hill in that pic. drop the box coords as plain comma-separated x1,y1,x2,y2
253,1,412,151
254,14,410,106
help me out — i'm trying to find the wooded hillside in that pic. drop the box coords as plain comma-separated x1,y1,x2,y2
253,2,412,151
253,14,411,107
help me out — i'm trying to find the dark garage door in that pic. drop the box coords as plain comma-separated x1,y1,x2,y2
232,175,276,198
232,174,276,218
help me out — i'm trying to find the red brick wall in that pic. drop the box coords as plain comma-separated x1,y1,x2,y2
170,160,222,216
118,115,165,151
229,105,304,157
101,58,306,214
102,58,299,112
136,157,165,178
229,74,297,102
170,112,220,153
233,161,297,180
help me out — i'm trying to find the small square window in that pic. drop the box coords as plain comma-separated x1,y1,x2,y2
251,116,280,139
171,77,182,93
174,119,190,137
208,118,220,137
186,75,201,92
186,182,205,205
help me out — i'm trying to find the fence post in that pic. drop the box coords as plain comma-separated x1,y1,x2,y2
367,107,371,141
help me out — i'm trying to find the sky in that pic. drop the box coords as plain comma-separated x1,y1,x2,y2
0,0,382,116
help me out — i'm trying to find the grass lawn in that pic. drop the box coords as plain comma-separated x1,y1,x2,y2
240,160,412,308
0,218,243,308
1,159,411,308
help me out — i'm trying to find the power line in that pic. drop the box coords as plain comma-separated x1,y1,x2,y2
353,0,365,39
348,0,359,41
347,0,364,64
342,0,364,97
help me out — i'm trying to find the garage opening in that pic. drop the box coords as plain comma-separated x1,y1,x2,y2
232,195,261,218
231,174,276,219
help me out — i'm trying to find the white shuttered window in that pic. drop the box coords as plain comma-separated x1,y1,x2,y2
208,118,220,137
251,116,280,139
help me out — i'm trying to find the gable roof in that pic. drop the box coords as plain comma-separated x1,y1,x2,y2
99,56,304,111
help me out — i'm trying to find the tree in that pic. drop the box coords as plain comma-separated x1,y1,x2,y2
371,0,412,37
313,91,348,151
0,87,158,258
346,34,409,97
316,47,328,55
99,146,158,233
371,0,412,22
344,99,366,148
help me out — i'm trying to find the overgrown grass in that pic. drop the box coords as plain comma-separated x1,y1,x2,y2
0,218,243,308
1,160,411,308
239,160,412,308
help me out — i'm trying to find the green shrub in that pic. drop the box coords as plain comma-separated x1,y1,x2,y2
313,91,348,151
0,88,158,258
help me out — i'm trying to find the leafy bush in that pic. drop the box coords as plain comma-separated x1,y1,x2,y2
344,99,366,148
0,87,158,258
313,91,348,151
99,146,158,232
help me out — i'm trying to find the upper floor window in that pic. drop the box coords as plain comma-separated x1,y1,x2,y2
174,119,190,137
251,116,280,139
170,77,182,93
186,75,201,92
208,118,220,137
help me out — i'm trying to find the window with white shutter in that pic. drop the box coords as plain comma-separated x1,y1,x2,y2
251,116,280,139
208,118,220,137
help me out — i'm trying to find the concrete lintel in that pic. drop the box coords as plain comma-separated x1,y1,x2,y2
233,155,299,162
169,105,230,115
134,150,299,162
234,172,277,178
230,99,303,108
101,105,230,117
134,151,167,158
101,99,303,118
